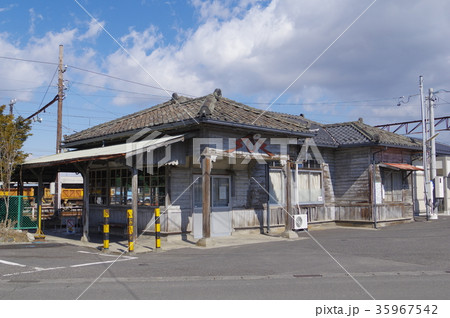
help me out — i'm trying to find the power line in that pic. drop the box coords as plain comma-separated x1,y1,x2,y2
69,80,169,98
0,55,58,66
0,55,195,97
24,95,59,121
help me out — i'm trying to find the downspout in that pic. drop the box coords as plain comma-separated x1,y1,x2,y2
265,163,270,233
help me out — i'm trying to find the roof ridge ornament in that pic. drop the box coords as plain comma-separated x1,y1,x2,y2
171,92,188,103
198,89,221,117
213,88,222,99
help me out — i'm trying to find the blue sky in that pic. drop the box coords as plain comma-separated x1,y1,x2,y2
1,0,449,158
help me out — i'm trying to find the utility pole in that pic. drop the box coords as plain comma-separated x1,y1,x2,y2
9,99,16,116
429,88,438,220
419,76,431,220
56,44,64,154
55,45,65,214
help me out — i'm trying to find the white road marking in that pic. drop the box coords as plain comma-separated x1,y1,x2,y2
0,259,27,267
70,259,130,268
3,267,67,277
77,250,137,260
1,253,136,277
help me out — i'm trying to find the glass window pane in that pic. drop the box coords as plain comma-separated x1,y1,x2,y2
309,172,322,202
212,177,229,207
298,172,310,202
193,177,202,208
269,170,284,205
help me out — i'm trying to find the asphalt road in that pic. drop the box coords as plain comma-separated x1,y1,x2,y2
1,216,450,300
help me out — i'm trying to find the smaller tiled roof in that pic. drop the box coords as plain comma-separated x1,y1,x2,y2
324,120,422,149
282,114,422,149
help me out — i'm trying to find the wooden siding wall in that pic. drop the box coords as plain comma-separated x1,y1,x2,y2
246,162,268,209
169,167,192,210
85,140,417,235
321,149,336,204
333,148,371,203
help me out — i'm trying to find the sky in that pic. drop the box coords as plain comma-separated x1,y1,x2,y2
0,0,449,158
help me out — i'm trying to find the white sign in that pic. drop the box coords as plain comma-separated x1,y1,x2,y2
66,218,76,234
219,186,227,200
375,182,383,204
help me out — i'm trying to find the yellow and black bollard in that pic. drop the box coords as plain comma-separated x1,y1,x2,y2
127,209,134,253
34,205,46,241
155,208,161,249
103,209,109,251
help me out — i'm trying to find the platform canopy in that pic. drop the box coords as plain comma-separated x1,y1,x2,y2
23,135,184,168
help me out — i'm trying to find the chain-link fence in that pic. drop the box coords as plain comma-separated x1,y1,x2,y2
0,196,38,230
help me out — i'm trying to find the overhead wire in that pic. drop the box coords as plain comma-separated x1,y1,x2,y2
1,55,447,125
69,80,169,99
36,66,58,112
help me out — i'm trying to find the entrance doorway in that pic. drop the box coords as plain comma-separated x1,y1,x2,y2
192,175,232,238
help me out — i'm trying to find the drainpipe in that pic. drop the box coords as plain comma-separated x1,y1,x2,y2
265,163,271,233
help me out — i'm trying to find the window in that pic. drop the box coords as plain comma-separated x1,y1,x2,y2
268,168,323,205
382,170,403,202
110,168,131,205
269,169,284,205
91,167,165,206
193,176,203,208
193,175,231,208
297,170,323,204
142,166,165,207
212,177,230,207
89,170,107,205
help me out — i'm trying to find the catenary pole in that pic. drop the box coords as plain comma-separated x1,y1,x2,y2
429,88,438,220
419,76,431,220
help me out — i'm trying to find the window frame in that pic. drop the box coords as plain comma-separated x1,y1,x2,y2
296,169,324,205
89,166,166,207
193,175,231,209
268,166,324,206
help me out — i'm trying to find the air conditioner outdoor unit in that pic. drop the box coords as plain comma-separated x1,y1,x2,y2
292,214,308,230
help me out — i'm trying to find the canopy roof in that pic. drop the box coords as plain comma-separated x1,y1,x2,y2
379,162,423,171
23,135,184,169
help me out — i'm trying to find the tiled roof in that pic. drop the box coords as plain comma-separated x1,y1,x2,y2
278,114,422,149
64,90,422,151
277,113,338,147
324,120,422,149
64,91,311,145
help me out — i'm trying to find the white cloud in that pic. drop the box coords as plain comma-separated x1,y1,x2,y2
100,0,450,140
0,24,102,104
28,8,43,34
0,4,16,13
3,0,450,144
78,18,105,41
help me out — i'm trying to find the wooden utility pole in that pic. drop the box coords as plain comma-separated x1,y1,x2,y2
56,44,64,154
201,156,211,239
55,45,64,214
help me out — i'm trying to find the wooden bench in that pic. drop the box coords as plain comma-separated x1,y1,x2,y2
98,223,128,238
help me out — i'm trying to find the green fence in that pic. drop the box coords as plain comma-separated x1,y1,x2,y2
0,196,38,230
